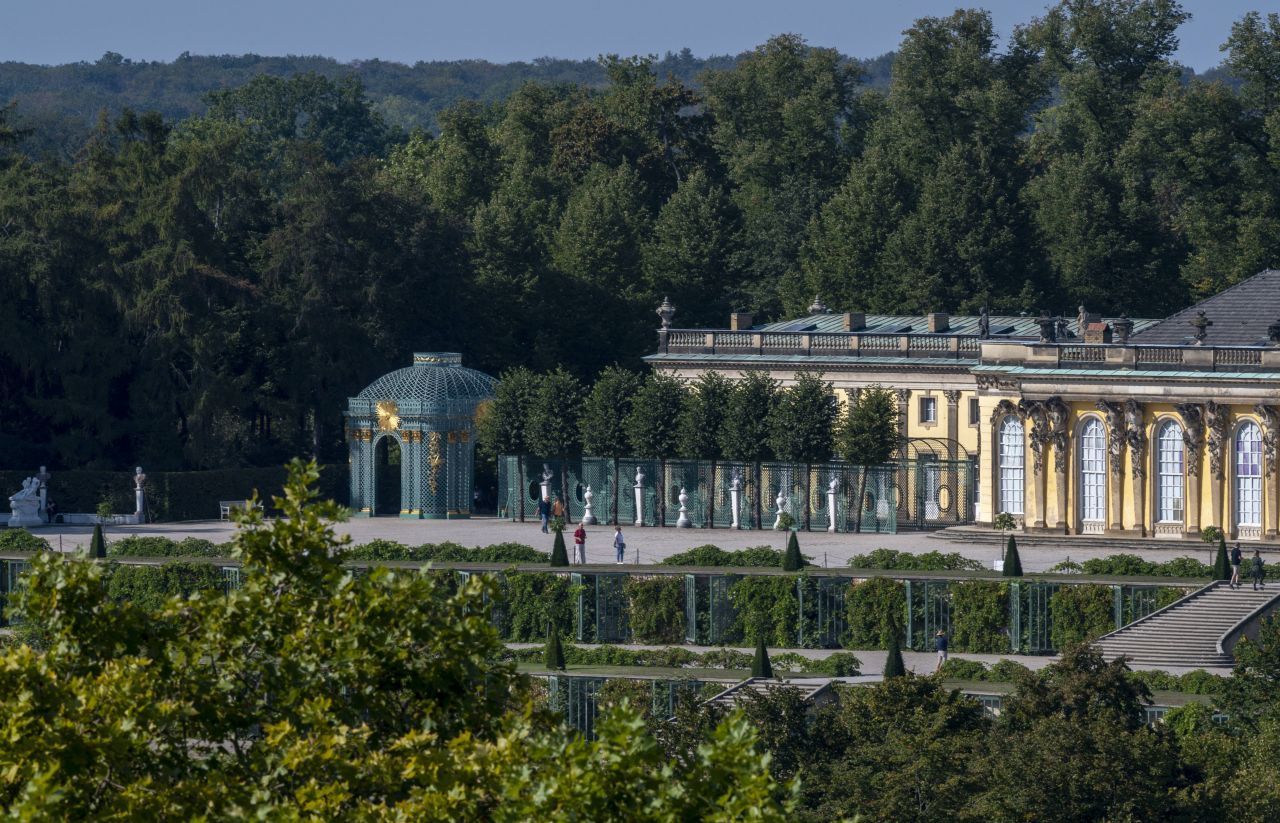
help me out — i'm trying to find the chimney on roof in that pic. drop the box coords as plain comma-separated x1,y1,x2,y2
843,312,865,332
730,312,754,331
1083,322,1113,345
927,312,950,333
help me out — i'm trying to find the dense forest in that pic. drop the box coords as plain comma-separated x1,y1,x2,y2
2,2,1279,473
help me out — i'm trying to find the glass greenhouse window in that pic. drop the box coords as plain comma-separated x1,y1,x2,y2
998,416,1024,516
1157,420,1184,523
1079,418,1106,525
1236,422,1262,527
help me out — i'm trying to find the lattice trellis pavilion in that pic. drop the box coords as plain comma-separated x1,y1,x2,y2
346,353,495,519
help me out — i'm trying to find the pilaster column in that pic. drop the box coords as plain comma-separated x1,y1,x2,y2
944,390,961,462
1047,398,1069,532
894,389,911,441
1125,400,1148,537
1020,399,1048,530
1206,401,1230,533
1177,404,1204,537
1096,401,1126,532
1256,404,1278,539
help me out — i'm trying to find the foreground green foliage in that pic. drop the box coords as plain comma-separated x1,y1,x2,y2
0,461,789,818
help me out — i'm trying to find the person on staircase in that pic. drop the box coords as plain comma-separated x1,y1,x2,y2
1251,550,1265,591
1230,543,1243,589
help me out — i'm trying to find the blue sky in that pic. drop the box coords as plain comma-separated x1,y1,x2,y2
0,1,1265,70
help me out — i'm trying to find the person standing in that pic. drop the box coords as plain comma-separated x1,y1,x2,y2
1251,550,1266,591
1230,542,1243,589
537,496,551,534
934,629,948,673
573,522,587,565
613,526,626,564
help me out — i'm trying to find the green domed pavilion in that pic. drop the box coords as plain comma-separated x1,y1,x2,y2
345,353,495,518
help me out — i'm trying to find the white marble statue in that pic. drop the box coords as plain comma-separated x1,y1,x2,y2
633,467,646,526
676,487,691,528
582,484,597,525
134,466,147,518
772,489,789,530
729,472,743,529
8,477,42,528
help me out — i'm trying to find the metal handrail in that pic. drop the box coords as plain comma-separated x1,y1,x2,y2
1093,580,1220,642
1217,587,1280,656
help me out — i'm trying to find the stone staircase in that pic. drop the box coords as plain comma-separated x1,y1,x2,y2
1096,582,1280,668
931,525,1280,554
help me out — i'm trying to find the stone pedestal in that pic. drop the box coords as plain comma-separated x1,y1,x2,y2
729,480,742,529
633,468,646,527
675,488,691,528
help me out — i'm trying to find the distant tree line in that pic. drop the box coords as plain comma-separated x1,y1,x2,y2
2,3,1278,472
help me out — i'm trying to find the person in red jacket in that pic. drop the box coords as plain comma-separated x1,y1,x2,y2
572,522,587,565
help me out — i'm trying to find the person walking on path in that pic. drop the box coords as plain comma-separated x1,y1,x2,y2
537,496,551,534
934,629,948,673
572,522,587,565
1251,550,1266,591
1230,543,1243,589
613,526,626,564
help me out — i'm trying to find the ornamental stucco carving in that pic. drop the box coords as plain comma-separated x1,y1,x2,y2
1254,404,1278,472
1018,398,1049,475
1176,403,1205,477
1095,400,1126,476
1205,401,1231,479
991,399,1020,425
1045,397,1070,474
1124,399,1147,480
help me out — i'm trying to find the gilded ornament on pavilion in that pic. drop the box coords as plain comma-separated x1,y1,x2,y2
428,431,443,493
376,400,401,432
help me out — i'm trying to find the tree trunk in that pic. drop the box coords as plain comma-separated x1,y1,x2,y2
658,458,666,527
517,454,525,522
561,459,571,522
708,460,716,529
855,466,869,534
747,463,757,527
612,457,620,526
804,464,811,531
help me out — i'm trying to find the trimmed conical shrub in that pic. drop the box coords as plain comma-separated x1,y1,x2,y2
549,530,569,567
883,629,906,678
751,635,773,678
1213,533,1230,581
544,624,565,671
89,523,107,559
1002,534,1023,577
782,531,803,571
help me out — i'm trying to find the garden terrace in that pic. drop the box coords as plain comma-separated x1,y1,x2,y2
0,552,1204,656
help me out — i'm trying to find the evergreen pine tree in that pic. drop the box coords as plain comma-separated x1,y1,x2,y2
782,531,803,571
1002,534,1023,577
549,529,569,567
883,629,906,678
751,635,773,678
90,523,107,559
1213,533,1231,581
544,623,566,671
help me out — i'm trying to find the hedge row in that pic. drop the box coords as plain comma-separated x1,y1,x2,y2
340,540,547,563
506,643,863,677
938,656,1226,695
1054,552,1280,580
0,465,347,522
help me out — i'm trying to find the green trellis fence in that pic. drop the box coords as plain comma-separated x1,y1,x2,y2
499,456,915,532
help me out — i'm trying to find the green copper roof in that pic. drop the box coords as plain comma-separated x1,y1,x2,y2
353,353,496,407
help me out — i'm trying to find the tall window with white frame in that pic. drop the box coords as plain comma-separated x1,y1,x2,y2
1079,417,1107,532
998,416,1025,516
1156,420,1184,524
1236,421,1262,537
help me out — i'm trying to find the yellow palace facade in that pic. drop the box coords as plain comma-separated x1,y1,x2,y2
646,269,1280,541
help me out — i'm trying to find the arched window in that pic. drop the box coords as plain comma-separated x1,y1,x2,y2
1079,418,1106,528
1156,420,1184,523
997,416,1024,516
1236,421,1262,530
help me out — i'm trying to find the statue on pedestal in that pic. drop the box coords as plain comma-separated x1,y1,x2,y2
134,466,147,520
581,484,597,525
676,487,691,528
8,477,43,528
